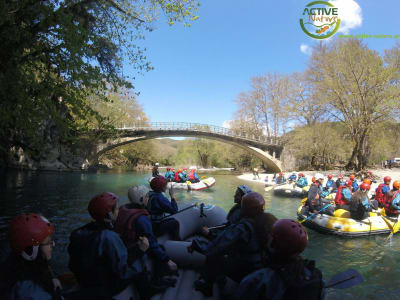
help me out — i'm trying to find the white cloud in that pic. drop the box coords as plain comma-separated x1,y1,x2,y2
300,43,312,55
222,120,231,128
329,0,362,34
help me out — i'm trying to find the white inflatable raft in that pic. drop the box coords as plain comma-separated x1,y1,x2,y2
149,177,216,191
114,203,227,300
273,183,308,198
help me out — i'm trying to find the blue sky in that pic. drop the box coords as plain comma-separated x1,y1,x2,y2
125,0,400,127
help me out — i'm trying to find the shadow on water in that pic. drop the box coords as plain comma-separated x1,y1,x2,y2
1,169,400,299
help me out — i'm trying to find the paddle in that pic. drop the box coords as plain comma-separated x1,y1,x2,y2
264,182,287,192
299,204,332,224
159,203,198,221
207,224,228,230
325,268,363,289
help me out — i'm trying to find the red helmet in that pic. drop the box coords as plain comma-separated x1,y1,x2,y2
328,174,333,179
368,170,372,175
360,183,370,191
311,177,316,183
272,219,308,256
384,176,392,184
279,172,283,175
183,168,187,171
88,192,118,221
394,181,400,190
298,173,304,177
166,167,170,170
345,180,353,187
349,174,355,180
241,192,265,217
9,213,54,260
150,176,168,192
338,174,344,179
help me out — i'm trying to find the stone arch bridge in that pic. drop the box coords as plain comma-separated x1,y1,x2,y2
90,122,284,172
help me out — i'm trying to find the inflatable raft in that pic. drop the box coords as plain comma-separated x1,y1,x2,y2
114,203,228,299
272,183,309,198
297,204,400,237
149,177,216,191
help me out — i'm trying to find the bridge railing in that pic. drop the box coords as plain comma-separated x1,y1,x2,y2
116,122,281,146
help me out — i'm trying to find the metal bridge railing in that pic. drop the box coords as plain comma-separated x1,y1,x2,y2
116,122,281,146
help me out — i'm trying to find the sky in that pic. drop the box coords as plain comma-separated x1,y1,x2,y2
124,0,400,128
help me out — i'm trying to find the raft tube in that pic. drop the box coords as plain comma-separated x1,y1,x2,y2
273,183,308,198
149,177,216,191
297,204,399,237
114,203,227,300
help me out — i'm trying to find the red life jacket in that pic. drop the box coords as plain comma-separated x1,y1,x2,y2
174,172,181,182
188,170,195,181
114,204,149,248
334,185,350,206
375,183,389,205
383,190,400,216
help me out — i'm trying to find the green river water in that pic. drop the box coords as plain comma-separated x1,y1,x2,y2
1,169,400,299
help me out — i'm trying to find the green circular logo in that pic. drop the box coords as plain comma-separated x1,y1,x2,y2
300,1,341,39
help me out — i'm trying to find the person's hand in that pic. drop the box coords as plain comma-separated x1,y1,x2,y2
167,260,178,271
201,226,209,236
52,278,62,291
169,186,175,198
138,236,149,252
313,210,318,214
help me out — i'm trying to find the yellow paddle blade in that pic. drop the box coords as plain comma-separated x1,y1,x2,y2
381,208,387,216
187,181,191,185
301,197,307,205
381,216,394,232
393,220,400,234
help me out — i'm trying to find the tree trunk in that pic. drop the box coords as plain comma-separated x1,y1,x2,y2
345,139,359,171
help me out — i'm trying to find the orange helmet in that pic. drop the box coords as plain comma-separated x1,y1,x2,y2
312,177,316,183
394,181,400,190
363,179,372,185
328,174,333,179
350,174,355,180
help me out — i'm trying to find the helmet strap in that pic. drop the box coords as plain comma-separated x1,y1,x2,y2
21,246,39,261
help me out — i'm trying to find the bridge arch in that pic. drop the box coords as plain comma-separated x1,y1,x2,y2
92,123,283,172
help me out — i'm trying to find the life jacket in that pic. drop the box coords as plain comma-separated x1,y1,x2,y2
375,183,389,205
335,185,350,206
349,190,369,220
274,259,323,300
114,205,149,248
383,190,400,216
234,218,262,270
174,172,181,182
188,170,195,181
146,192,168,222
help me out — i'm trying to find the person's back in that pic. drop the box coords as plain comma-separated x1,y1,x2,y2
297,176,308,188
350,189,369,221
376,176,391,207
334,181,353,210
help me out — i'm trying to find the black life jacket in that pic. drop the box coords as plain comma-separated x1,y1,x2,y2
349,190,369,220
272,259,323,300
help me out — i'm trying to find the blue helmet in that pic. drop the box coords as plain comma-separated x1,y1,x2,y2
238,185,252,195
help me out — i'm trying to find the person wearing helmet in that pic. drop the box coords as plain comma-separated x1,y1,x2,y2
189,192,266,297
235,219,323,300
325,174,335,192
164,167,174,182
188,168,200,183
152,163,160,177
335,174,345,189
375,176,392,208
349,174,359,192
350,183,377,221
115,186,178,284
1,214,61,299
363,170,377,184
181,168,188,181
275,172,286,184
174,169,182,182
296,173,308,188
383,180,400,217
306,173,334,216
288,172,297,182
334,180,353,210
202,185,253,239
68,192,149,298
147,176,180,240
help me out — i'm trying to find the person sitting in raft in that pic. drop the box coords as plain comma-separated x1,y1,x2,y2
189,192,267,297
201,185,253,239
68,192,151,299
296,173,308,188
349,183,378,221
335,174,345,190
173,169,181,182
364,170,377,183
349,174,359,192
178,169,187,182
164,167,173,182
0,213,62,299
115,185,178,278
234,219,324,300
288,173,297,182
334,180,353,211
305,173,334,216
383,180,400,218
326,174,335,192
152,163,160,178
375,176,392,208
188,168,200,183
147,176,180,240
181,168,189,181
275,172,286,184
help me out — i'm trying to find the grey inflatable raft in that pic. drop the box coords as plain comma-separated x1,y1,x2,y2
114,203,227,300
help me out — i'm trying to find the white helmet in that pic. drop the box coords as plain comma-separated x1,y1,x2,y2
128,185,150,206
155,163,159,166
315,173,325,181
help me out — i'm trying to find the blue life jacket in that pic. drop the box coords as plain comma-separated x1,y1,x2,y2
147,191,178,222
297,177,308,188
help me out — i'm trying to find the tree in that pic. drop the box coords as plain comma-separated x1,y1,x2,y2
308,39,400,170
0,0,200,160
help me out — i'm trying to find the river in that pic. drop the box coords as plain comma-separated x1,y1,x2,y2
1,169,400,299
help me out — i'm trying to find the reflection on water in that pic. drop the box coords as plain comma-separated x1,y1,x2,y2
1,169,400,299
